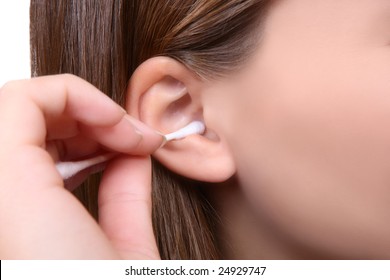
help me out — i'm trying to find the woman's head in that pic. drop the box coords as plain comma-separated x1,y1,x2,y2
31,0,390,259
193,0,390,258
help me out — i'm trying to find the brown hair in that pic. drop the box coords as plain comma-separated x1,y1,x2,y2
30,0,269,259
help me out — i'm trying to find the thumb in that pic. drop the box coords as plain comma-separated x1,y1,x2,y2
98,156,160,259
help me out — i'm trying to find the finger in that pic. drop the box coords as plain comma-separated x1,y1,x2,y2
0,74,125,147
0,75,163,155
81,116,164,155
46,117,163,161
98,156,160,259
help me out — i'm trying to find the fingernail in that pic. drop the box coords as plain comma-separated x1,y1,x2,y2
124,115,162,138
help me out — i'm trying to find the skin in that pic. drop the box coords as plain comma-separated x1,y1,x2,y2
201,0,390,258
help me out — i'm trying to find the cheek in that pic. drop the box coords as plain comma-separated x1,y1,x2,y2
228,57,390,257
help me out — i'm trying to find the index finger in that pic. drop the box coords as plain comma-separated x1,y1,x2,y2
0,74,163,155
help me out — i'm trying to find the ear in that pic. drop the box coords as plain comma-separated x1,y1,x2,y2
126,57,236,182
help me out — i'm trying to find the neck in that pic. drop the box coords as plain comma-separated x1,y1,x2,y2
204,178,328,259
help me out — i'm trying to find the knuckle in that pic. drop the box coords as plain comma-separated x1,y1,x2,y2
58,73,84,93
55,76,70,96
61,73,80,84
0,80,20,96
36,74,75,99
0,80,28,101
61,73,76,80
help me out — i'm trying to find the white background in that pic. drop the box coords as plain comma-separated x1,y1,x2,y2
0,0,31,87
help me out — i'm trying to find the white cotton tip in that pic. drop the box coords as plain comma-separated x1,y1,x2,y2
56,153,115,180
163,121,206,142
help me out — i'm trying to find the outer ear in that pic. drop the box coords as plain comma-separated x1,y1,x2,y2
126,57,236,182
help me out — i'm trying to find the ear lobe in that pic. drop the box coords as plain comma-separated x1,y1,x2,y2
126,57,236,182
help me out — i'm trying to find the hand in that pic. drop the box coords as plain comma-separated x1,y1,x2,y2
0,74,162,259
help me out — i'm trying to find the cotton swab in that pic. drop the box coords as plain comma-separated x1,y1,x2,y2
163,121,206,142
55,153,116,180
55,121,206,180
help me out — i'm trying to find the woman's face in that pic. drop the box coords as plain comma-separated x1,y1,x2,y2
204,0,390,258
